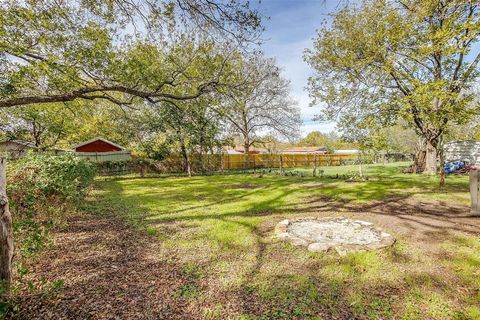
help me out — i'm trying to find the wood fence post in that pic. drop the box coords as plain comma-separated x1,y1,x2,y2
280,155,284,176
0,157,13,292
470,170,480,216
220,154,224,174
313,154,317,177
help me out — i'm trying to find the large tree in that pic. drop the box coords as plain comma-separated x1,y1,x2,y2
0,0,262,291
305,0,480,174
0,0,262,109
220,53,301,153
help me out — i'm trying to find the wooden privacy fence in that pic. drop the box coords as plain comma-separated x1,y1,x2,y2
219,153,357,170
95,153,361,176
153,153,360,174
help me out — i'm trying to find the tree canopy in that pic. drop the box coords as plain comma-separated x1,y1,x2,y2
0,0,262,109
219,52,301,153
305,0,480,174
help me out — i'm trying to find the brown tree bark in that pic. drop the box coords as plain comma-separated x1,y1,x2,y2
423,140,438,175
439,150,446,187
0,158,13,292
0,83,213,109
180,143,191,177
243,137,250,155
439,136,446,187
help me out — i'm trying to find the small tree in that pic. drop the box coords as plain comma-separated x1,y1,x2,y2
0,104,75,149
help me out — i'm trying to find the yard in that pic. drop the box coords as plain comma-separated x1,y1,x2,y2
12,163,480,319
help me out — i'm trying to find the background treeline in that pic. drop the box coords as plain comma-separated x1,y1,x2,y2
0,51,303,163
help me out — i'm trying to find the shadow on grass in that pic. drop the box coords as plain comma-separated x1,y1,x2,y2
86,171,479,319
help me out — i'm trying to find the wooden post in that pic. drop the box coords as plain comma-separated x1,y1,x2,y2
279,155,284,176
313,154,317,177
0,158,13,292
220,154,224,174
470,170,480,216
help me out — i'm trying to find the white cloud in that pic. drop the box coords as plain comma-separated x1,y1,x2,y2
255,0,342,136
257,1,338,138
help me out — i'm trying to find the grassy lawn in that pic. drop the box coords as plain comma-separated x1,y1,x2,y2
90,162,479,319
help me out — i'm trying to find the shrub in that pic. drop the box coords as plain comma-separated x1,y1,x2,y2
7,152,96,220
6,153,96,270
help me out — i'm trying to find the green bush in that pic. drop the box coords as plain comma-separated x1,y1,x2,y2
5,153,96,273
7,152,96,220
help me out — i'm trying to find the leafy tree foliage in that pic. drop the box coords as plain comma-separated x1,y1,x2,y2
0,0,264,291
0,104,75,149
0,0,262,109
298,131,356,151
305,0,480,174
140,93,223,174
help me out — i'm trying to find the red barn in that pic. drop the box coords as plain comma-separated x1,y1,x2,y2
73,137,126,152
72,137,131,161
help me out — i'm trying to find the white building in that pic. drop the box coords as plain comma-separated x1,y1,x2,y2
444,140,480,165
333,149,359,155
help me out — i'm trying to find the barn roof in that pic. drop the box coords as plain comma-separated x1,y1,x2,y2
72,137,126,151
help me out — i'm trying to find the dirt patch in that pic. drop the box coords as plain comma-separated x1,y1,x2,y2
6,193,480,319
6,215,197,320
293,196,480,247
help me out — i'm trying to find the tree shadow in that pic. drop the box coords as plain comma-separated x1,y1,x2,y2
24,173,477,319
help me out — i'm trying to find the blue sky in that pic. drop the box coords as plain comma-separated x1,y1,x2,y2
252,0,480,138
253,0,341,137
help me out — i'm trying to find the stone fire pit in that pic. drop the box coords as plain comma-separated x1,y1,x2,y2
274,217,395,255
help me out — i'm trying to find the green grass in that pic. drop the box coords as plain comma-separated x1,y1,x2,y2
88,162,479,319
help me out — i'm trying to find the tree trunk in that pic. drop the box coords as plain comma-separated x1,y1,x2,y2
358,151,363,178
243,137,250,155
180,144,191,177
220,154,224,174
243,138,250,170
423,140,438,175
439,149,446,187
312,155,317,177
438,136,446,187
0,158,13,292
